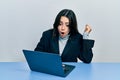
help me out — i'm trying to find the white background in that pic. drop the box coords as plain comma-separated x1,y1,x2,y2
0,0,120,62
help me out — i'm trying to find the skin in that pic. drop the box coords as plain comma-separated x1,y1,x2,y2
58,16,70,38
58,16,92,38
84,24,92,33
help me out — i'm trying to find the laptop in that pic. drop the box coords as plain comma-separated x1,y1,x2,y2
23,50,75,77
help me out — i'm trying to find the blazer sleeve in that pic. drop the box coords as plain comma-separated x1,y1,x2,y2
79,39,95,63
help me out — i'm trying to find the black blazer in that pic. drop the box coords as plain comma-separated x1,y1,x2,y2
34,29,95,63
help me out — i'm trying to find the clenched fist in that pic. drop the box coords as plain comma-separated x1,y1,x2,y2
84,24,92,33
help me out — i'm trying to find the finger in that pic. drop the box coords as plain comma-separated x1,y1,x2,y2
85,24,92,33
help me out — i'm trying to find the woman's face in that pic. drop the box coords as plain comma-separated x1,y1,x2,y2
58,16,70,38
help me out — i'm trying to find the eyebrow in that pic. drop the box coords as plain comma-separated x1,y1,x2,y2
60,21,69,24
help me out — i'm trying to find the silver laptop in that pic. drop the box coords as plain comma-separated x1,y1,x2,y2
23,50,75,77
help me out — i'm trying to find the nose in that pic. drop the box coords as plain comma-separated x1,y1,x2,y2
61,25,65,30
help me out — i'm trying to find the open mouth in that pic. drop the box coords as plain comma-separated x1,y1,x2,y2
61,32,64,34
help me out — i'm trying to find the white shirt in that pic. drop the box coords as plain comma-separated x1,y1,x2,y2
58,32,89,56
59,35,70,56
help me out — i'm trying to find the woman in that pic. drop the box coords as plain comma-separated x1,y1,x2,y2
34,9,95,63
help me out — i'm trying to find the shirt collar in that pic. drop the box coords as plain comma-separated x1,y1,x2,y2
59,34,70,40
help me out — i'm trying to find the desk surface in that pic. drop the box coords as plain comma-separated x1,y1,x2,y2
0,62,120,80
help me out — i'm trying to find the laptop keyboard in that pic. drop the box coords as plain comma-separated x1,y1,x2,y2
62,64,70,73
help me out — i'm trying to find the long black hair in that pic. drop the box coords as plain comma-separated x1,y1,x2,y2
53,9,79,37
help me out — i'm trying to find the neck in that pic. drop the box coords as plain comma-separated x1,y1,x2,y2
59,34,70,40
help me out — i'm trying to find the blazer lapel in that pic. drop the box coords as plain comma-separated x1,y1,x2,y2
61,37,72,56
51,36,59,54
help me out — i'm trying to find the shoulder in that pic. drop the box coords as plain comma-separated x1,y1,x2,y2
43,29,53,35
41,29,54,39
42,29,53,36
70,33,83,39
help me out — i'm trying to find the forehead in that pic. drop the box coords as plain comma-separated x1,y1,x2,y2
60,16,69,22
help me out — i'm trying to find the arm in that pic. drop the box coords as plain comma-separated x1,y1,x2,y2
79,24,95,63
80,39,95,63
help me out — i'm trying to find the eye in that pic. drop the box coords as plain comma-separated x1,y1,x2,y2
59,23,62,25
59,22,63,25
65,23,69,27
66,24,69,27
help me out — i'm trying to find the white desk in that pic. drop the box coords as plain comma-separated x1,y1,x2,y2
0,62,120,80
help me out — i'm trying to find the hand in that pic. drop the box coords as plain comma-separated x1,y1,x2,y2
84,24,92,33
